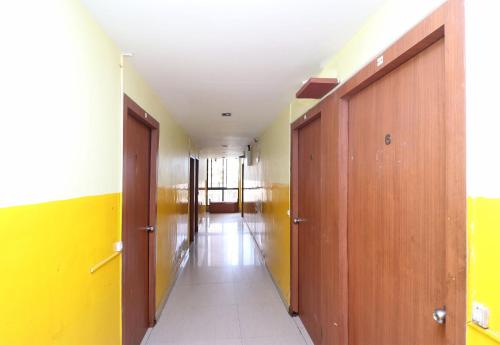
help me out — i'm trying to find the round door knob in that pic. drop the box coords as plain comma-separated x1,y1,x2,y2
433,307,446,324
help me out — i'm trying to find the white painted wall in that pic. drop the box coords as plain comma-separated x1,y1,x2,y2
465,0,500,198
0,0,122,207
290,0,447,120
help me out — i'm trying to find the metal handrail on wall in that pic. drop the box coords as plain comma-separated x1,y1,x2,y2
90,251,121,274
467,322,500,344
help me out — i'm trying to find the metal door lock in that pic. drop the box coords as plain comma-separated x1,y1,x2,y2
433,307,446,324
293,218,307,224
140,226,155,232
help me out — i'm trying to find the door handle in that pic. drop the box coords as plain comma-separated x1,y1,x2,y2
433,307,446,324
293,218,307,224
140,226,155,232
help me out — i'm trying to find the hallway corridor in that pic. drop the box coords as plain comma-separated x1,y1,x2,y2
145,213,311,345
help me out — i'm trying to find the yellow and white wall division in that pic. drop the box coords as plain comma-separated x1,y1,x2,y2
465,1,500,343
0,0,499,344
0,1,192,344
244,1,500,344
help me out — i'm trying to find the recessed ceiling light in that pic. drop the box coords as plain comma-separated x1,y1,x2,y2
221,112,232,117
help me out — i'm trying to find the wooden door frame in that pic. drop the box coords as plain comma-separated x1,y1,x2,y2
289,1,465,343
335,1,466,344
290,107,323,314
194,158,199,232
189,157,195,242
241,161,244,218
122,94,159,333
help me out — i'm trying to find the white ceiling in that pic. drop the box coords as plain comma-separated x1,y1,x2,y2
82,0,385,157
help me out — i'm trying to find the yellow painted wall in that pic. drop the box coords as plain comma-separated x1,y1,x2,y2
123,61,191,311
465,1,500,343
467,198,500,344
245,0,448,308
0,0,192,344
0,194,122,345
1,1,498,345
244,108,291,303
0,1,124,344
289,0,446,121
249,1,500,344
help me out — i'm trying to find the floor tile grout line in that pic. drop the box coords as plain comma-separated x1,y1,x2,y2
235,302,244,342
241,216,293,312
293,316,313,345
141,327,153,345
149,213,308,345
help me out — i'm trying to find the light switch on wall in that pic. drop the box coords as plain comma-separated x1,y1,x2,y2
472,302,490,329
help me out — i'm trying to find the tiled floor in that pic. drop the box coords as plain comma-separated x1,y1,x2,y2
145,213,313,345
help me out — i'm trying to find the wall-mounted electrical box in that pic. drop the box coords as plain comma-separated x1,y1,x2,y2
246,146,253,166
472,302,490,329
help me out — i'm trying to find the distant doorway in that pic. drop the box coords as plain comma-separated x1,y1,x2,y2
207,157,240,213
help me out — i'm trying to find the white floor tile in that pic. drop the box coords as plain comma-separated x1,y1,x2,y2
146,213,307,345
292,317,314,345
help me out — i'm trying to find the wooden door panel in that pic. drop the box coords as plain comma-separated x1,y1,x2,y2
189,158,195,242
195,159,199,232
348,39,446,345
123,113,151,345
298,116,322,344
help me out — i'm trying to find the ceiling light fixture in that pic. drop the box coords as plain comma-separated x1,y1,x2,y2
221,112,232,117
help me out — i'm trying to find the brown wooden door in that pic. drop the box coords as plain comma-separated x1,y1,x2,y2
348,39,446,345
297,116,322,344
189,157,195,242
241,162,244,217
194,158,199,233
123,113,151,345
